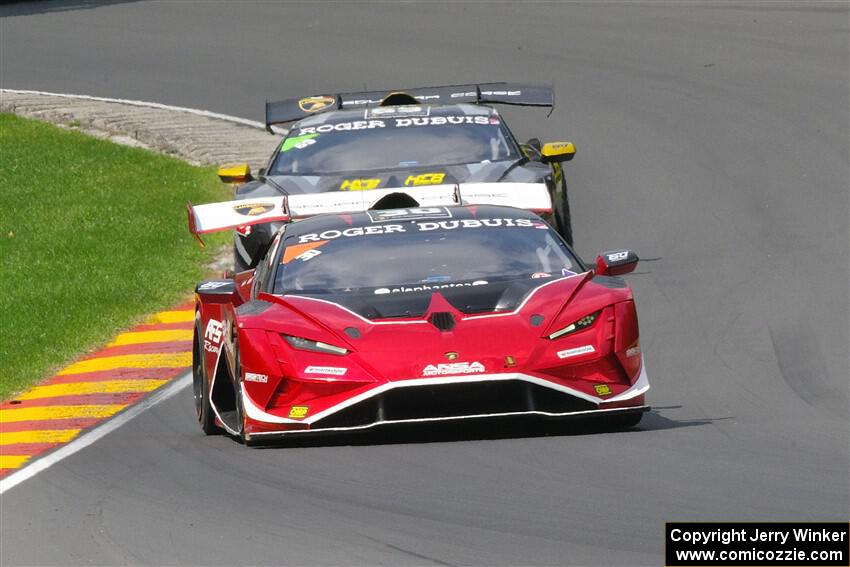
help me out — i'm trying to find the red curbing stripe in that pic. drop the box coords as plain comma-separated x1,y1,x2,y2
1,391,151,409
0,417,104,433
0,469,17,479
39,367,185,386
90,341,192,357
76,342,191,360
0,443,63,456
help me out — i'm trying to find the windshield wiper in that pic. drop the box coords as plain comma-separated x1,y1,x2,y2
266,176,289,194
496,156,530,181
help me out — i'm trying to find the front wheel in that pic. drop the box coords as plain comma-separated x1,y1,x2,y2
193,312,218,435
557,199,573,247
231,342,249,445
555,179,574,247
234,246,251,272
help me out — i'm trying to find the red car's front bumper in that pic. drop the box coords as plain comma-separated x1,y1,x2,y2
238,360,649,442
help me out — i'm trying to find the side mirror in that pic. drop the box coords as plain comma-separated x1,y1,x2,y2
195,279,240,305
541,141,576,163
595,250,639,276
217,163,252,184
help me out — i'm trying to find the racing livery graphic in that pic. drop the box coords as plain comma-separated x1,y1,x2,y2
187,184,648,444
218,83,577,270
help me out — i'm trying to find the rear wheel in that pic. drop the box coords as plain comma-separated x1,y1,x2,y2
193,312,218,435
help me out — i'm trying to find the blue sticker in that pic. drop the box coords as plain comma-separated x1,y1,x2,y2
562,268,577,277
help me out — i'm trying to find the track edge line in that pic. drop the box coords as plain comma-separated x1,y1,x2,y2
0,373,190,495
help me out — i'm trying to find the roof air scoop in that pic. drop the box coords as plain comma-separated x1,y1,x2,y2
370,193,420,210
380,92,420,106
429,312,456,332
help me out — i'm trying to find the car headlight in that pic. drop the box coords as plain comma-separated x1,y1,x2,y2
548,311,601,340
282,334,348,355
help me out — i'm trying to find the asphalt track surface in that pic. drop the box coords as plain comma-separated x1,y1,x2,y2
1,1,848,565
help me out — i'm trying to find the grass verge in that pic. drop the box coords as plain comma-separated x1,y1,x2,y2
0,113,229,399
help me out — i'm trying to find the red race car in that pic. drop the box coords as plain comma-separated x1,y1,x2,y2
187,183,649,444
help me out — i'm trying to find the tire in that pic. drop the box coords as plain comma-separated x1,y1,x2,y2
234,227,272,272
193,312,218,435
231,342,248,444
234,246,251,272
556,178,574,247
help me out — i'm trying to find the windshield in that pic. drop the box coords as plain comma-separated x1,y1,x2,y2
273,211,582,317
269,112,518,175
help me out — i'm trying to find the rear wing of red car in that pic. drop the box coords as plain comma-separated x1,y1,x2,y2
187,182,552,245
265,83,554,131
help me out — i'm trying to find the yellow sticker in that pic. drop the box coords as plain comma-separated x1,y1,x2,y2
404,173,445,186
593,384,612,396
340,178,381,191
298,96,335,113
233,202,275,216
288,406,309,419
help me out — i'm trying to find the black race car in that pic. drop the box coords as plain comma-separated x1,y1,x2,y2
218,83,577,271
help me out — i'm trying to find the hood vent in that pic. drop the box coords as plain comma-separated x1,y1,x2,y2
371,192,419,210
429,312,456,332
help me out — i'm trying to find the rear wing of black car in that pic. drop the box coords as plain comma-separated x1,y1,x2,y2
264,82,554,132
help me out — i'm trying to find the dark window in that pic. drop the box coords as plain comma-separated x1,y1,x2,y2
274,217,580,296
270,117,518,175
252,231,282,297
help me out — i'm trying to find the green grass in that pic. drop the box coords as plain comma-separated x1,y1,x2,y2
0,113,229,399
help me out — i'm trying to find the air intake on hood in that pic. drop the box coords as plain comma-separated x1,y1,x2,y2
429,312,456,332
371,193,420,210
